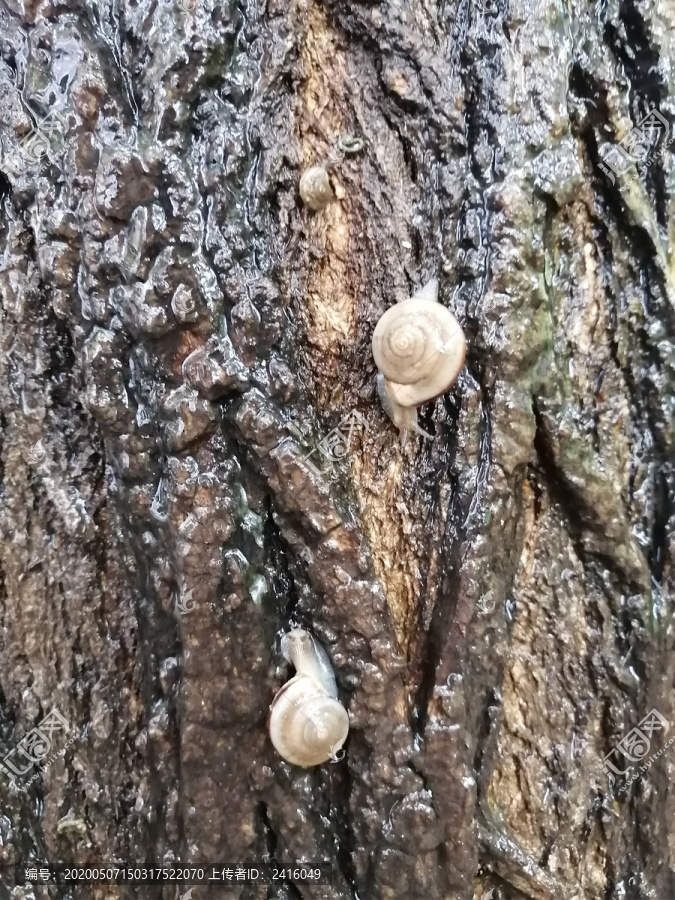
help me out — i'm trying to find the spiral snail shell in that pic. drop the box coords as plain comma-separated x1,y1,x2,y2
268,629,349,767
299,136,364,211
299,165,334,211
372,278,465,440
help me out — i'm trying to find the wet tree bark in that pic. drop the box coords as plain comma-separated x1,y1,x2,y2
0,0,673,899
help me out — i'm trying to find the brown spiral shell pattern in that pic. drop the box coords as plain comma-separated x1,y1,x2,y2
299,165,334,211
269,629,349,766
372,281,466,409
268,675,349,767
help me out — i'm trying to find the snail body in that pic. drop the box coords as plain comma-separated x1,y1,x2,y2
269,629,349,767
280,629,338,697
372,278,465,441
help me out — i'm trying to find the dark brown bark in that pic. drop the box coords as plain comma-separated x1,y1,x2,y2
0,0,673,899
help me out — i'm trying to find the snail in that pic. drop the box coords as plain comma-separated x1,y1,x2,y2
268,628,349,767
299,164,334,211
372,278,465,441
299,134,364,211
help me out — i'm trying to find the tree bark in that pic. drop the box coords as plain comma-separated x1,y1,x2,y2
0,0,673,899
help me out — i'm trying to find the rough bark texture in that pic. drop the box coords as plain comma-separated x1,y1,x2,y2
0,0,673,899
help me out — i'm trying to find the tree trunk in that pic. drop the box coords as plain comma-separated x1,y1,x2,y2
0,0,673,899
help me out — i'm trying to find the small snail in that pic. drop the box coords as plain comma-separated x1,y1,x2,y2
268,628,349,767
372,278,466,441
299,134,364,211
299,164,334,211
